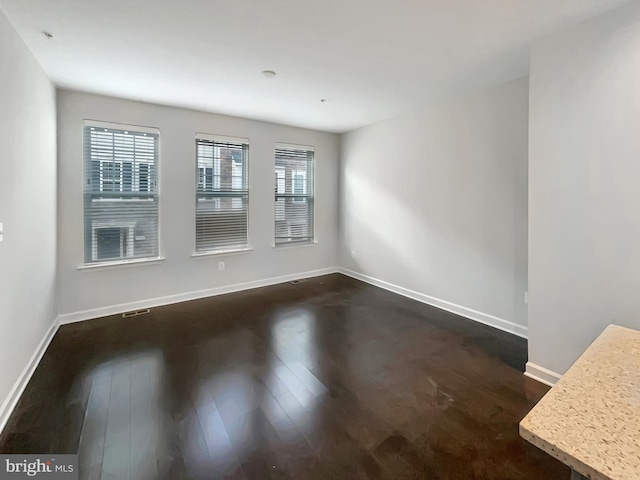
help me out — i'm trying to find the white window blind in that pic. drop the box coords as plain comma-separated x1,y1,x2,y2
83,123,160,264
195,134,249,252
275,144,314,245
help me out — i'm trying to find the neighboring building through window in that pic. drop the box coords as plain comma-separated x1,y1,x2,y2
195,133,249,252
83,122,160,264
275,143,314,245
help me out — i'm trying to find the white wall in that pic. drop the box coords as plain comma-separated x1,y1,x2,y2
0,10,57,417
528,1,640,376
340,78,529,335
57,90,339,317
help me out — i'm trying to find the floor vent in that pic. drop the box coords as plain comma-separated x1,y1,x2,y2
122,308,150,318
290,279,308,285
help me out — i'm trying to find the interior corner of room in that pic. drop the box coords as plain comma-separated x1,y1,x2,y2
1,0,640,478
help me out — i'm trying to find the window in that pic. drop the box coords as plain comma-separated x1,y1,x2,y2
195,133,249,252
83,122,160,264
275,143,314,245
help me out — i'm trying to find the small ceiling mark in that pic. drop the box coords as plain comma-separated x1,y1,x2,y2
42,31,54,39
262,70,277,79
320,99,327,103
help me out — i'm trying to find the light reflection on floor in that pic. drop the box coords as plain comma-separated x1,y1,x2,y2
76,308,331,478
187,307,328,474
78,350,164,480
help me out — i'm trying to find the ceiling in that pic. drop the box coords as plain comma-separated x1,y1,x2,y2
0,0,635,133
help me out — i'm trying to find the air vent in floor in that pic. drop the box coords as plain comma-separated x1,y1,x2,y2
122,308,150,318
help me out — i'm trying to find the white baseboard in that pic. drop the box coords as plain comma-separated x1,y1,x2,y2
524,362,562,387
0,318,60,435
58,267,339,325
338,267,529,339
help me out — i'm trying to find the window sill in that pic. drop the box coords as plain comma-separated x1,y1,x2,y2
273,241,318,250
191,247,253,258
77,257,165,271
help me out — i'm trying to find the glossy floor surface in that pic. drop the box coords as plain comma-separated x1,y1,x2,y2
0,274,567,479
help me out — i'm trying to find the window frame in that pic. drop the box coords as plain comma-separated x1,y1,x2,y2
82,120,161,267
194,132,251,255
274,143,315,246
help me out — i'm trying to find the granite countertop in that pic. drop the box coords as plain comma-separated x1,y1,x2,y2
520,325,640,480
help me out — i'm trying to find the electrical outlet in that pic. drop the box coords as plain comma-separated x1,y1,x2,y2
218,261,225,271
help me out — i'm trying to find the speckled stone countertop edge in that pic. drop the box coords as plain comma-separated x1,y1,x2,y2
519,422,611,480
518,324,640,480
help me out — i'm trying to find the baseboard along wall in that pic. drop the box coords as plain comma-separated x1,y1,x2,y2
524,362,562,387
0,318,60,435
58,267,339,325
338,267,529,339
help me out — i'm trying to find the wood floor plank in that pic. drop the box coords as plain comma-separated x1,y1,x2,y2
100,360,131,480
273,365,317,409
286,360,328,397
78,364,113,480
129,354,159,480
194,397,236,472
180,408,217,480
259,390,302,444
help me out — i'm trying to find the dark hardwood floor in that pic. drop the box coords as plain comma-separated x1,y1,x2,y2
0,274,567,479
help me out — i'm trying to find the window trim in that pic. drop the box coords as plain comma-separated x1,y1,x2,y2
84,119,160,135
191,246,254,259
82,120,162,266
77,256,166,272
271,240,318,249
